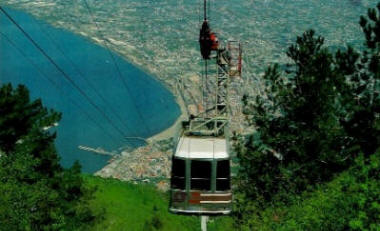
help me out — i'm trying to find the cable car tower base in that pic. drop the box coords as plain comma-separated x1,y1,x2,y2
201,216,209,231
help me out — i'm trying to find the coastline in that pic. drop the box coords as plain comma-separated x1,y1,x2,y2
3,4,195,143
2,4,189,178
0,6,185,174
59,21,189,142
147,89,188,142
94,77,188,183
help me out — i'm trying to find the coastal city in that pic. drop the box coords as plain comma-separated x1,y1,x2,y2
3,0,366,113
2,0,368,189
1,0,379,230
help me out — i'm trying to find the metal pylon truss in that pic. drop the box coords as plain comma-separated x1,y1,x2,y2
187,40,242,137
216,48,229,117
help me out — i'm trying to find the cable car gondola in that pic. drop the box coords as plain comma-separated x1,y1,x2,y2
169,121,232,215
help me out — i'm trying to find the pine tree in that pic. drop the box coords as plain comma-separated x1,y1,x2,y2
336,3,380,155
0,84,96,230
235,2,380,211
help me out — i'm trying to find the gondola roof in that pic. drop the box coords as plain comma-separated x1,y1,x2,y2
174,136,228,159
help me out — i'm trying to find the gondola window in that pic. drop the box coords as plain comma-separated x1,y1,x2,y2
171,158,186,189
216,160,230,191
191,160,211,190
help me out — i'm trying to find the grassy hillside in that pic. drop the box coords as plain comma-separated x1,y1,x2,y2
84,176,234,231
83,149,380,231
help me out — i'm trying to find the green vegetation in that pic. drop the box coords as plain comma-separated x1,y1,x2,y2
0,84,95,230
236,151,380,230
0,82,235,231
234,2,380,230
84,175,234,231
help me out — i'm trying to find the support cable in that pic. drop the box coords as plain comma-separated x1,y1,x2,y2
204,0,207,20
0,31,121,146
0,6,129,140
82,0,151,135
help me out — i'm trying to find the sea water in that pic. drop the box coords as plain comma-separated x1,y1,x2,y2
0,7,181,173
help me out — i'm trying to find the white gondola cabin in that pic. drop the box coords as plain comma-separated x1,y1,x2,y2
169,121,232,215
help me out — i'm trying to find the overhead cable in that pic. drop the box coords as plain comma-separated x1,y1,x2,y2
0,6,129,140
31,17,135,141
0,31,121,146
82,0,152,135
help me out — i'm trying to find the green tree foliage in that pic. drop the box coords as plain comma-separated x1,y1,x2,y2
234,2,380,228
337,3,380,156
0,84,95,230
237,29,352,206
239,150,380,231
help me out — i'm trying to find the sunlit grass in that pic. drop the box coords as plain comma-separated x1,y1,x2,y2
84,176,234,231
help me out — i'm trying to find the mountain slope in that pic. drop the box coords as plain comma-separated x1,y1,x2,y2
85,176,234,231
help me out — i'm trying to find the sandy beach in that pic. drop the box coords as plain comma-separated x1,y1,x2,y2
147,87,188,142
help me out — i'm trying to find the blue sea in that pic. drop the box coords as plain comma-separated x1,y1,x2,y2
0,7,181,173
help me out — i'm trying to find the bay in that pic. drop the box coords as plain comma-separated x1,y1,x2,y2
0,7,181,173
